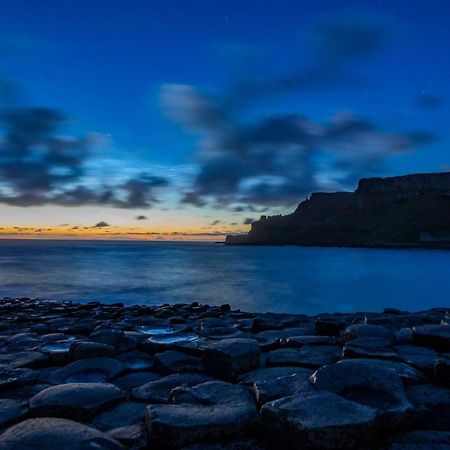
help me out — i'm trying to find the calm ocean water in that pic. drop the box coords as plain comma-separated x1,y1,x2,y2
0,239,448,315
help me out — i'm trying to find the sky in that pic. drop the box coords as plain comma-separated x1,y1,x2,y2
0,0,449,240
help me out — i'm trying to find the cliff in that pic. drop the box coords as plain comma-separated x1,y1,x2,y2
225,172,450,248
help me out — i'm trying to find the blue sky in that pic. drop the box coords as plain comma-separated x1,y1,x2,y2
0,0,449,238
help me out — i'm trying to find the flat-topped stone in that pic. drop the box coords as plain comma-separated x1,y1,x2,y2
202,338,260,380
29,382,125,420
261,391,377,449
413,324,450,351
0,417,124,450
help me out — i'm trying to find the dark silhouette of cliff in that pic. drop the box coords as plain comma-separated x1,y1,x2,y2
225,172,450,248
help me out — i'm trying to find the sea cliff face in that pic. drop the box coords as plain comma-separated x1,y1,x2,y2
226,172,450,248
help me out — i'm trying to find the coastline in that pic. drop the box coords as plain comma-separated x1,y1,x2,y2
0,297,448,449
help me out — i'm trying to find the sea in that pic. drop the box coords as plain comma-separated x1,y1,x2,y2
0,239,449,315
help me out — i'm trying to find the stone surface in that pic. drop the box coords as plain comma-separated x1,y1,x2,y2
154,350,202,374
29,382,124,420
261,391,377,449
48,357,125,384
146,381,257,447
202,338,260,380
0,399,27,428
133,373,212,403
267,345,340,369
0,417,124,449
311,359,413,427
413,324,450,351
343,337,399,360
237,366,309,386
395,344,440,372
341,323,394,343
385,430,450,449
92,401,147,431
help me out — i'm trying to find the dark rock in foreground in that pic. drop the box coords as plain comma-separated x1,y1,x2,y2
0,297,448,449
226,171,450,248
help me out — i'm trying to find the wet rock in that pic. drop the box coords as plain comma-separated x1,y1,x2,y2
92,401,147,431
0,368,38,390
267,345,340,369
146,381,257,448
90,328,137,353
181,439,267,450
0,417,124,449
107,423,148,449
0,352,48,369
0,399,28,428
252,313,303,332
385,430,450,449
253,372,315,406
405,384,450,430
311,359,413,427
343,337,399,360
413,324,450,351
29,382,125,420
142,332,200,353
394,328,414,344
315,318,348,336
155,351,201,374
48,357,125,384
133,373,213,403
202,338,260,380
113,371,161,391
261,391,377,449
395,344,439,372
340,323,394,343
237,366,309,386
116,351,154,372
283,335,337,347
434,357,450,386
69,341,115,359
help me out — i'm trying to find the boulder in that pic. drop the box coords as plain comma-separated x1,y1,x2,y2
0,399,28,428
311,359,413,428
0,368,38,390
260,391,377,449
394,345,439,372
340,324,394,343
385,430,450,449
113,371,161,391
154,351,202,374
133,373,213,403
253,373,315,406
116,351,154,372
202,339,260,380
343,337,399,360
413,324,450,351
107,423,148,449
0,417,123,449
237,366,309,386
266,345,340,369
146,381,257,447
29,382,124,420
92,401,147,431
69,341,115,359
48,357,125,384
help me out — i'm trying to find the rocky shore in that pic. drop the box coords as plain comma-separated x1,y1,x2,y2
0,298,448,449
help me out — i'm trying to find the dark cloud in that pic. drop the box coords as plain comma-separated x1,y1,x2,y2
161,19,434,209
0,107,169,208
135,215,148,220
93,221,110,228
243,218,255,225
210,220,220,226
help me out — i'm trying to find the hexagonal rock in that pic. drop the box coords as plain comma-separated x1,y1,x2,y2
133,373,213,403
385,430,450,449
435,357,450,386
202,338,260,380
0,399,28,428
237,366,310,386
0,417,124,450
69,341,115,360
29,382,125,420
405,384,450,430
47,357,125,384
146,381,258,448
340,324,394,344
0,368,38,390
154,351,202,374
107,423,148,449
394,344,439,372
253,373,315,406
311,359,413,428
342,337,399,360
260,391,377,450
266,345,340,369
413,324,450,351
92,401,147,431
0,351,48,369
113,371,161,391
